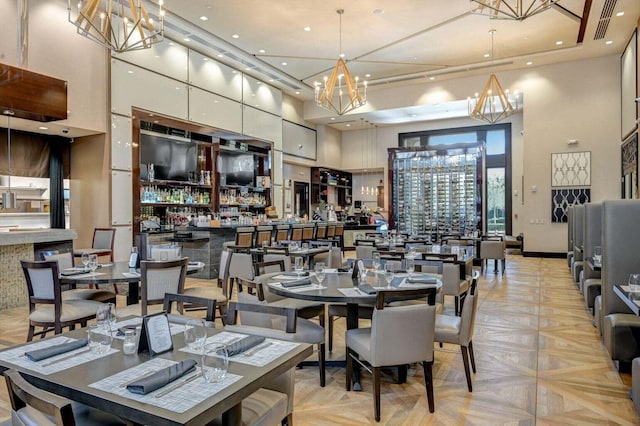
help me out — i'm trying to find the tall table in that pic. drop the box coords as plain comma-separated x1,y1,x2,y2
59,261,205,306
0,321,312,426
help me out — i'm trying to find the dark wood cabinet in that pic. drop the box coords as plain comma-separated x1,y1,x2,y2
311,167,352,208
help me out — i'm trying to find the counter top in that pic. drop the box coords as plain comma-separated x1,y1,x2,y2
0,228,77,245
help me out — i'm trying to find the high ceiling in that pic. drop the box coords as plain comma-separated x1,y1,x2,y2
158,0,640,127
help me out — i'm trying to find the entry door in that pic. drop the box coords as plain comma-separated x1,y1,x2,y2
294,181,309,219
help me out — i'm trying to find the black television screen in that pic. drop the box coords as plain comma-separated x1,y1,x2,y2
218,153,255,186
140,131,198,182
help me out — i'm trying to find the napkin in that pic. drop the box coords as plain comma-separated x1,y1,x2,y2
227,335,266,356
281,279,313,288
24,339,88,361
60,268,89,276
127,359,197,395
358,283,377,295
280,272,310,277
407,276,438,284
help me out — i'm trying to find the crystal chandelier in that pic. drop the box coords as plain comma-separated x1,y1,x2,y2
470,0,560,21
315,9,367,116
68,0,165,53
468,30,518,124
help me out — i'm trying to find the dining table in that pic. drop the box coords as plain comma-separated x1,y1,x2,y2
0,317,313,426
59,261,205,306
250,244,330,268
613,284,640,315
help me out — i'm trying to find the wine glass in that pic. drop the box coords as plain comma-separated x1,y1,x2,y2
88,254,99,274
184,319,207,351
384,263,395,288
96,303,116,331
294,257,304,278
372,252,381,273
405,258,415,279
81,252,90,271
315,262,326,285
629,274,640,292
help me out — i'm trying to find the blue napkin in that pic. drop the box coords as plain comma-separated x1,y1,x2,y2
227,335,266,356
281,279,312,288
127,359,197,395
24,339,88,361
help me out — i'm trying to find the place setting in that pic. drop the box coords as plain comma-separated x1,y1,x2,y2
268,260,328,292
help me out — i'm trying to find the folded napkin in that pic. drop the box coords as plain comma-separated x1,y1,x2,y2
337,268,350,273
281,279,313,288
60,268,89,276
407,276,438,284
227,335,266,356
358,283,377,295
127,359,197,395
281,271,310,277
24,339,88,361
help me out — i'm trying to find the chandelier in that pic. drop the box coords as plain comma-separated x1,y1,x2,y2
315,9,367,116
68,0,165,53
468,30,518,124
470,0,560,21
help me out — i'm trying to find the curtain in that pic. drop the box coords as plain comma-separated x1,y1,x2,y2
49,137,69,229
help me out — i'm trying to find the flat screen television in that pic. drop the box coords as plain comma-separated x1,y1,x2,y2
217,152,255,186
140,130,198,182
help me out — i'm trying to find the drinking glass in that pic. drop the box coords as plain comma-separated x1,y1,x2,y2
81,253,90,270
294,257,304,278
405,258,415,278
372,252,381,273
629,274,640,292
302,242,309,251
88,324,111,354
384,264,395,288
122,329,138,355
184,319,207,351
96,303,116,331
88,254,99,274
289,242,298,252
593,246,602,264
314,262,326,285
202,343,229,383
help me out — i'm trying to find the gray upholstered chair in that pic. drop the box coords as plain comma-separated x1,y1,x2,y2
581,203,601,311
356,245,376,260
632,357,640,416
182,249,230,324
227,251,255,298
4,369,127,426
345,288,437,422
567,205,574,268
601,200,640,364
117,258,188,317
438,262,470,316
42,252,116,304
434,292,479,391
479,240,505,274
20,260,103,341
571,205,585,283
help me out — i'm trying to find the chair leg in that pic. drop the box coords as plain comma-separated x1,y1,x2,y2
461,346,473,392
346,348,353,391
319,343,326,387
373,366,381,422
468,340,477,373
328,315,334,352
27,325,35,342
421,361,435,413
502,259,506,275
282,413,293,426
454,296,460,316
397,365,408,384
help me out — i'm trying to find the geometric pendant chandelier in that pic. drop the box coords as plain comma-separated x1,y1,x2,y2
68,0,165,53
470,0,560,21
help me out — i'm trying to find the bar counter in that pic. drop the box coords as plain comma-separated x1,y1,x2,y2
0,228,77,309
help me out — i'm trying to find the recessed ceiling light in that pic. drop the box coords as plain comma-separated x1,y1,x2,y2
154,55,160,58
203,57,209,61
617,11,625,17
199,16,208,21
429,76,435,80
483,53,490,58
245,67,251,71
295,91,301,95
555,40,563,46
217,54,224,57
373,8,384,15
303,26,311,32
330,117,336,121
606,40,613,45
168,42,174,46
526,61,533,65
258,49,266,54
232,34,239,39
127,70,134,74
413,56,418,60
365,73,371,78
339,53,345,58
183,37,190,42
281,62,287,66
411,114,417,118
38,126,48,130
345,124,351,127
269,79,274,82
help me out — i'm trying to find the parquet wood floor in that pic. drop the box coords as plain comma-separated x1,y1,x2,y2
0,255,638,424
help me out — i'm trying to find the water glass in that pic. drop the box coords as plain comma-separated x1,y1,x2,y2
302,242,309,250
88,254,99,274
405,258,415,277
384,264,395,288
372,252,381,273
96,303,116,331
88,323,111,354
122,329,138,355
593,246,602,264
81,252,90,270
294,257,304,277
184,319,207,351
202,343,229,383
315,262,326,285
629,274,640,292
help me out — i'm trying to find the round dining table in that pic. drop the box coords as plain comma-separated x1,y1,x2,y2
59,261,205,305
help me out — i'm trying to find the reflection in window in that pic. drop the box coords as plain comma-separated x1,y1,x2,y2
487,168,505,233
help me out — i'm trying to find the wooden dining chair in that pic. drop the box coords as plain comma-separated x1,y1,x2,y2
4,369,127,426
20,260,103,341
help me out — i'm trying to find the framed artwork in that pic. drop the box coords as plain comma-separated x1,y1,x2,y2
551,189,590,223
622,134,638,199
551,151,591,187
622,30,637,141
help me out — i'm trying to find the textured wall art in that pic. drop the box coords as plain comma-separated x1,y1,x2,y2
551,189,591,223
551,151,591,187
621,134,638,199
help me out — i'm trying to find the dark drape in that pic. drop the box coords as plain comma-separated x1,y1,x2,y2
0,128,70,178
49,137,69,229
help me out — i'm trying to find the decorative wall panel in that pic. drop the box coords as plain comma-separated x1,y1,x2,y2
551,151,591,187
551,189,590,223
622,134,638,199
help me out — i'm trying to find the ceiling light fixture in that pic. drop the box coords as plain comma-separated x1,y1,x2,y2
468,29,518,124
470,0,560,21
67,0,165,53
314,9,367,116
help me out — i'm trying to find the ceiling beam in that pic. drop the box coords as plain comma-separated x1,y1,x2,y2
577,0,593,44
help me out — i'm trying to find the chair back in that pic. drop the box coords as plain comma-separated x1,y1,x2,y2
479,240,505,260
290,225,304,241
326,224,336,238
21,261,62,307
93,228,115,251
42,252,74,271
414,259,443,274
235,227,255,248
369,289,436,366
255,226,273,247
315,223,327,239
263,253,291,271
458,293,479,345
163,293,217,323
140,258,188,315
334,223,344,237
228,252,255,282
442,262,463,295
356,245,375,260
4,369,75,426
218,249,233,296
254,260,286,276
275,225,290,243
301,224,315,241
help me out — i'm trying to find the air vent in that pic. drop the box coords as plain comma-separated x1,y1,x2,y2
594,0,617,40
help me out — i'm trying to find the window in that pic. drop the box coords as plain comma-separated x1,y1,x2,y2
486,168,506,233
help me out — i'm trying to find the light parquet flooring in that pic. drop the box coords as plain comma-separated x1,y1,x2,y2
0,255,638,424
